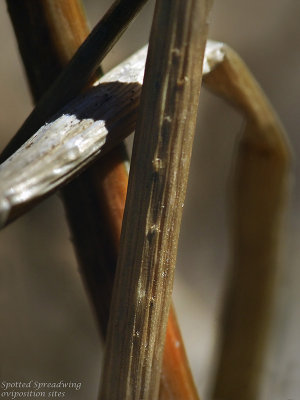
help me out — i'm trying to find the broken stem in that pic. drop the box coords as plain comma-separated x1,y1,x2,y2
1,0,149,162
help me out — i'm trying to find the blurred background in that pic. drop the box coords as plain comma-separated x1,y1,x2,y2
0,1,299,399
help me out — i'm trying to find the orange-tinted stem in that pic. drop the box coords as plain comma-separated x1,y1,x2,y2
6,1,199,398
160,306,200,399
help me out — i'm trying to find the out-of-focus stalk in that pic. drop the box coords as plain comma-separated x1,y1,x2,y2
204,44,290,400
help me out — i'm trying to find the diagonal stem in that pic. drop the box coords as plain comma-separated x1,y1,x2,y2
1,0,149,162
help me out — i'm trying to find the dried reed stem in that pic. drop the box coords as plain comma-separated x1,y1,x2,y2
0,70,144,228
99,1,213,398
1,0,148,162
5,2,200,398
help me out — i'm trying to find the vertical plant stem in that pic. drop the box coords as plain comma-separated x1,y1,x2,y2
100,0,213,399
89,146,200,400
6,1,200,398
203,45,290,400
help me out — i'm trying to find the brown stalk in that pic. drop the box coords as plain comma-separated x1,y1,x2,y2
6,1,200,399
203,45,290,399
100,0,213,399
89,139,200,400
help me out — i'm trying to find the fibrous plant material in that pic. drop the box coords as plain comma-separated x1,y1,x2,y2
0,28,287,398
0,41,225,229
4,1,200,399
1,0,149,162
203,44,290,400
87,141,200,400
0,50,145,228
99,0,213,399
